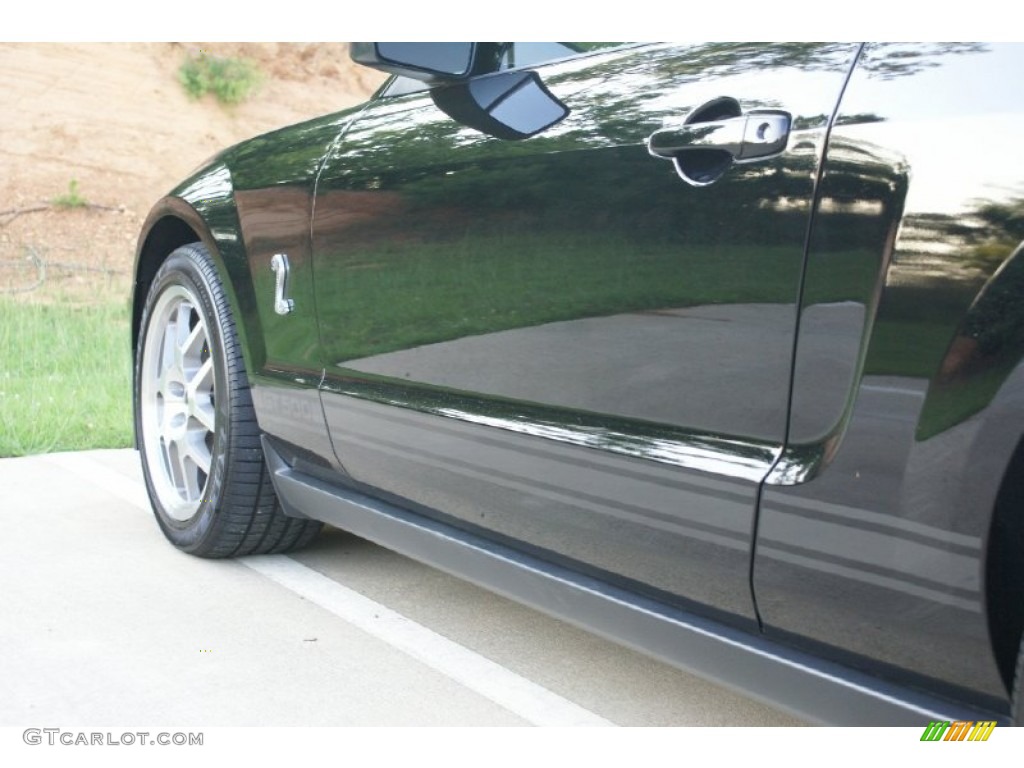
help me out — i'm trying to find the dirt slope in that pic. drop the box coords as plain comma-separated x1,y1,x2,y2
0,42,386,301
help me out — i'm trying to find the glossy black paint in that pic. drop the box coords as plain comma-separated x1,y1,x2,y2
430,69,571,140
130,42,1024,723
226,109,371,470
312,42,858,621
756,43,1024,709
351,42,478,81
262,434,995,725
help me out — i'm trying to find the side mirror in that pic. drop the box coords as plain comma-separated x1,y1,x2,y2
351,42,478,82
431,70,570,141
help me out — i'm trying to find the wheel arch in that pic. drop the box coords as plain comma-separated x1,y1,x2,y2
946,303,1024,698
132,187,264,448
916,243,1024,697
984,425,1024,697
132,209,202,359
970,344,1024,700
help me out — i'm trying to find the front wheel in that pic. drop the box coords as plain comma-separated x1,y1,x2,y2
134,242,321,556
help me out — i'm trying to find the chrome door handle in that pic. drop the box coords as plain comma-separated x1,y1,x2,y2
648,111,791,162
647,101,792,187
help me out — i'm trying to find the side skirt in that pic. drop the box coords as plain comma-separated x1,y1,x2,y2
262,436,1005,726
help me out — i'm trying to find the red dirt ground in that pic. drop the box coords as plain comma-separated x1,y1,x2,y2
0,42,385,302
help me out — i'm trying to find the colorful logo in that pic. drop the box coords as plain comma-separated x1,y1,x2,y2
920,721,996,742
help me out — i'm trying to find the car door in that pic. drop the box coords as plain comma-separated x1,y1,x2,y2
311,43,859,623
753,43,1024,710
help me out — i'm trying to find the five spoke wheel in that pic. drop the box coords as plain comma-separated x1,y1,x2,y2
140,284,216,521
135,242,321,556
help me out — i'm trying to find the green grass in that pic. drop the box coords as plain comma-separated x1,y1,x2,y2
915,364,1011,441
178,54,262,106
863,319,954,378
0,298,132,457
51,178,88,209
306,234,880,363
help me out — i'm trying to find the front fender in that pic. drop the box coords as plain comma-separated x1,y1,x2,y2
132,163,264,380
131,163,263,449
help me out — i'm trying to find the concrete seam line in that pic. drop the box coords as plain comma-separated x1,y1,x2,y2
47,451,614,726
244,554,615,727
43,452,153,513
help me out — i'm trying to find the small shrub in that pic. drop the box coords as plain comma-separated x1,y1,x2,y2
51,179,88,209
178,53,262,106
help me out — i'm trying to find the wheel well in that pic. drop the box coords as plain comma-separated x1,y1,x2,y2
985,432,1024,695
131,217,202,450
132,216,201,360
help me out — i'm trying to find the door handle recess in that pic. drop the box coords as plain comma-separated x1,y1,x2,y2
647,99,791,186
649,112,790,161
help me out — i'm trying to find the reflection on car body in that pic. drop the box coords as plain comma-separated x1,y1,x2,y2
131,42,1024,725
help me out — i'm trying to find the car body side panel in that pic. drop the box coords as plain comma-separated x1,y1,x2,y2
312,43,859,620
262,434,1006,725
132,194,242,363
129,41,1024,724
755,43,1024,708
132,169,267,452
217,109,368,468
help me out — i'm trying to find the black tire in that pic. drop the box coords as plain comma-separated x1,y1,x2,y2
134,242,321,557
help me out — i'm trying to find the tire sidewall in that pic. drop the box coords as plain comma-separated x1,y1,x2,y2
135,245,233,554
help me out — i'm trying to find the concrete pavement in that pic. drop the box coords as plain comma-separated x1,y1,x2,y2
0,449,802,727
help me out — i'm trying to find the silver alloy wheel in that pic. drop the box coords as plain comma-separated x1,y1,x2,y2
139,284,217,522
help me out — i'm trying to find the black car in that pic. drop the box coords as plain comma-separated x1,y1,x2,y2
131,43,1024,725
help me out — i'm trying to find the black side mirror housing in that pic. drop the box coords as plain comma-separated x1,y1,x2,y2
431,71,570,140
351,43,478,82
